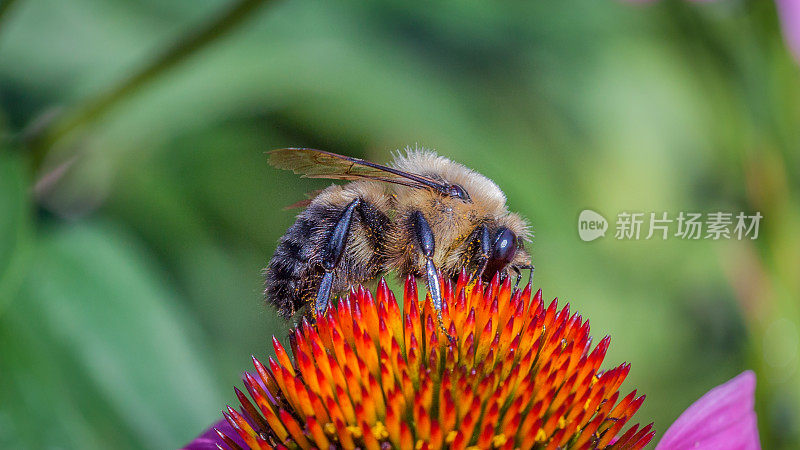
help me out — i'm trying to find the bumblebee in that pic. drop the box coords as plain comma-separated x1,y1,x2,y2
265,147,532,322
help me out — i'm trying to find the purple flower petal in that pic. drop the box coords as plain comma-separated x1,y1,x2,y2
776,0,800,64
656,370,760,450
182,415,247,450
182,371,266,449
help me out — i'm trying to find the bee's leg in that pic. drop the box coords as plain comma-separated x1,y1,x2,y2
469,224,492,283
518,264,534,287
316,271,334,318
316,198,361,317
410,211,456,343
511,266,522,290
411,211,441,312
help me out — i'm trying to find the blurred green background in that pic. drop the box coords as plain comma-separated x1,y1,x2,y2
1,0,798,448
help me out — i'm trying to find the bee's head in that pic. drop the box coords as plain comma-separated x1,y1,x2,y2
482,226,518,280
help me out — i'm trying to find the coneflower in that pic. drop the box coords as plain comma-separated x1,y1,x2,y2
196,271,654,449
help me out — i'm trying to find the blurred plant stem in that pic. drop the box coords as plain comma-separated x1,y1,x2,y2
25,0,274,171
0,0,20,34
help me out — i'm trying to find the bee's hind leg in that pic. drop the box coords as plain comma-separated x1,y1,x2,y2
316,198,361,317
315,272,334,318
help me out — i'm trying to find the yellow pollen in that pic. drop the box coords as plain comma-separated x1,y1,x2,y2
535,428,547,442
491,434,508,447
324,423,337,437
558,416,566,429
584,398,592,410
445,431,459,444
416,440,425,450
347,425,362,439
465,447,481,450
591,375,599,385
465,280,478,296
372,422,389,440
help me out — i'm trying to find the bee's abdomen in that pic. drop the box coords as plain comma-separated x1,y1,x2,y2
265,213,320,318
265,187,390,320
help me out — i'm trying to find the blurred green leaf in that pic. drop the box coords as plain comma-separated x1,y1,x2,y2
2,221,225,448
0,150,30,310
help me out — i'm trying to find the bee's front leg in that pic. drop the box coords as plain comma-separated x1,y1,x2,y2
469,224,492,282
511,264,535,290
511,266,522,289
316,198,360,317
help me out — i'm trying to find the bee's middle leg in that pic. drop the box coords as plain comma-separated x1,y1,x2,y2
410,211,445,319
316,198,361,317
411,211,457,343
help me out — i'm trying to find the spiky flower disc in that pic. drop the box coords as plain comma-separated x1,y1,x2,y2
217,271,654,449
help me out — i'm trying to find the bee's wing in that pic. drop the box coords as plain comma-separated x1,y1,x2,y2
283,189,324,210
268,148,448,192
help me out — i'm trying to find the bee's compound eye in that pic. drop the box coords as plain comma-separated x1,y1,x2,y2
484,227,517,280
448,184,471,202
492,228,517,264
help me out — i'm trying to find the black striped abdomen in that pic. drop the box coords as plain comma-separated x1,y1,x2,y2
265,191,389,320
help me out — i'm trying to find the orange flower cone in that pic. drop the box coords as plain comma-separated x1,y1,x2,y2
214,270,654,449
